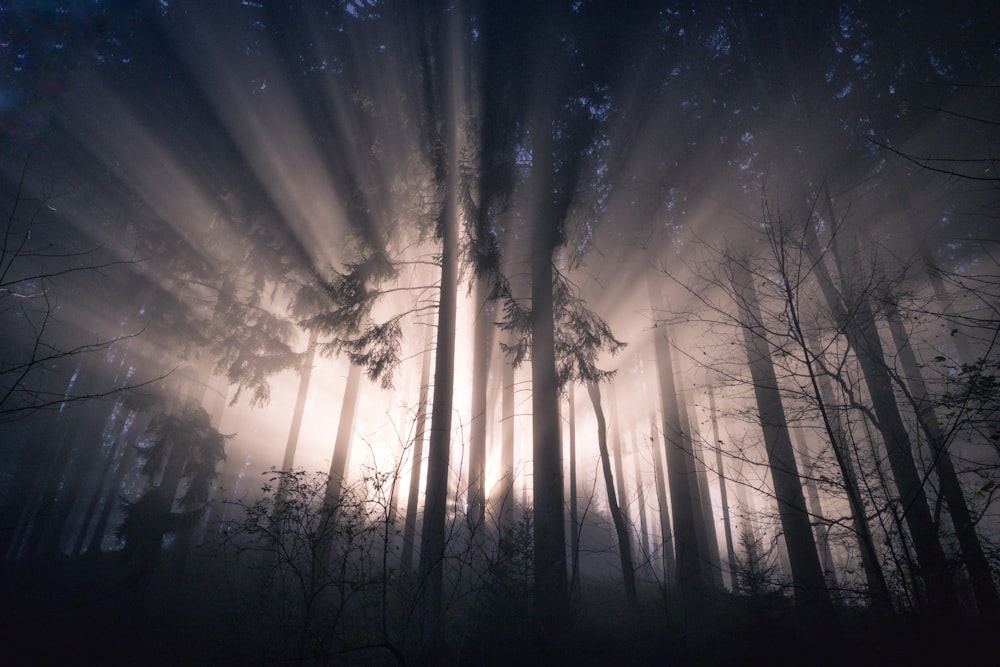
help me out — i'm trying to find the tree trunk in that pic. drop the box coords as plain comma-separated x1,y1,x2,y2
417,182,460,643
467,277,493,526
707,385,738,591
791,428,837,587
493,347,516,531
568,383,581,594
810,206,959,615
677,376,723,591
609,382,632,530
797,322,893,613
649,410,676,586
586,380,640,627
401,328,433,576
731,259,833,615
630,426,652,580
648,273,705,605
324,362,363,506
886,301,999,620
282,329,318,472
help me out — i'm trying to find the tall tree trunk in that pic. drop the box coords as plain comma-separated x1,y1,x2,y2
609,382,631,529
324,362,363,506
467,277,493,526
648,274,705,607
707,385,738,591
494,348,516,531
630,426,652,580
797,321,893,613
791,428,837,587
417,184,459,644
282,329,319,472
886,302,999,620
530,94,569,633
568,383,581,595
586,380,640,627
731,260,833,615
649,410,676,586
401,329,433,576
809,204,959,615
677,376,723,591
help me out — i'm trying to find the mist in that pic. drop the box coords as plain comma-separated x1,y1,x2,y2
2,2,998,664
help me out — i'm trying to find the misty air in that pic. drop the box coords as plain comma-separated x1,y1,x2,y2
1,2,999,665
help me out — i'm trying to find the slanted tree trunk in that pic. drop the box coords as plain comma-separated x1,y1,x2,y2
649,292,706,608
677,376,723,591
731,259,833,616
281,329,319,473
707,385,738,591
586,380,640,627
401,329,433,576
609,382,631,520
649,410,676,586
324,362,363,505
798,321,892,613
886,301,999,620
630,426,652,579
810,206,959,615
791,428,837,587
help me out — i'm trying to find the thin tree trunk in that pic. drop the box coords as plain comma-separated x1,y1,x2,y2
494,348,516,531
731,259,833,615
886,302,999,620
810,202,959,615
467,277,493,526
609,382,631,529
678,377,723,591
630,426,651,579
791,428,837,587
649,410,676,586
401,329,433,576
568,383,581,595
282,329,318,472
648,273,705,606
324,362,363,506
586,380,640,627
797,323,892,613
707,385,738,591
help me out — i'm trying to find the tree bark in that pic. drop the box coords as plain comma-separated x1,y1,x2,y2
324,362,363,506
568,383,581,594
731,259,833,615
648,273,705,605
467,277,493,525
649,410,676,586
586,380,640,626
417,181,459,643
810,207,959,615
707,385,738,591
400,327,433,576
886,301,999,620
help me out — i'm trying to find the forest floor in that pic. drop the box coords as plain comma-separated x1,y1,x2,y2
2,556,995,666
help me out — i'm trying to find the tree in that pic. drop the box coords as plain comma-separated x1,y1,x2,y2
729,257,834,616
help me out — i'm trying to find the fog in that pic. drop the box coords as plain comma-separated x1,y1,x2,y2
2,2,998,664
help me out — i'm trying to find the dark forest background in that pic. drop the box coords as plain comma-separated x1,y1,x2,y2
1,1,999,664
